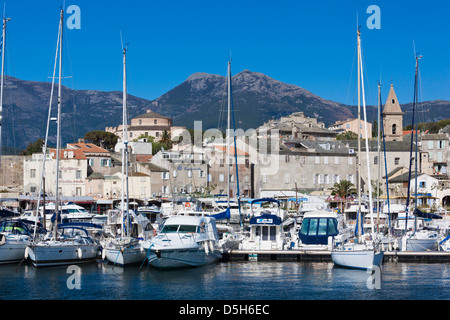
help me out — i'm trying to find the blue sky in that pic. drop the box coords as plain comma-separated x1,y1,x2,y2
2,0,450,107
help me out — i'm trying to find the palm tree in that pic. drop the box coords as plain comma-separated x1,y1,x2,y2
160,130,172,149
331,180,356,213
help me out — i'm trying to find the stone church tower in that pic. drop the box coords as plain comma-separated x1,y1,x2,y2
382,84,404,141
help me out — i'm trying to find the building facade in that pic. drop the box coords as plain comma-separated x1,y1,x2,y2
382,84,404,142
105,109,186,142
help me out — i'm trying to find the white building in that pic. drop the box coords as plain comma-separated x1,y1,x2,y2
24,150,88,197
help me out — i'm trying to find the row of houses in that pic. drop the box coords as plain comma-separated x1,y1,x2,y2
16,130,449,210
1,84,450,209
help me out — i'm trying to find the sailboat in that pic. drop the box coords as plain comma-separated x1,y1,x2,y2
102,45,147,266
0,17,32,265
331,29,384,270
399,54,438,252
211,58,245,249
26,9,101,267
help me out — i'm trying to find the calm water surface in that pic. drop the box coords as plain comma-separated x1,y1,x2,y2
0,260,448,300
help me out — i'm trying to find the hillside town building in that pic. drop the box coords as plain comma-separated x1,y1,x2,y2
6,88,450,211
382,84,404,142
105,109,186,142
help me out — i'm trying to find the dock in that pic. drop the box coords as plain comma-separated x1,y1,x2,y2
221,249,450,263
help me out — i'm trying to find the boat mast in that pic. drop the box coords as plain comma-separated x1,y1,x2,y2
413,54,421,233
122,45,129,238
32,11,61,240
405,54,421,234
226,59,231,209
228,58,243,227
358,31,375,237
53,9,63,241
380,94,392,231
0,17,10,169
357,29,362,239
377,82,381,233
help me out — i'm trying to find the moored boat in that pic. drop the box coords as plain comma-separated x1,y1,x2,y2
331,242,384,270
331,29,384,270
294,210,352,251
0,219,32,264
26,223,101,267
142,215,222,268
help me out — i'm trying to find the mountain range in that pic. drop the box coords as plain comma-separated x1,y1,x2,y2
1,71,449,150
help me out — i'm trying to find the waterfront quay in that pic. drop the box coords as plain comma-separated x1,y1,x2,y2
222,249,450,263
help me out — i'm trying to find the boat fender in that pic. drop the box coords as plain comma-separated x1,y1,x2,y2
401,237,407,251
209,240,214,252
204,241,209,255
101,248,106,260
327,236,333,251
0,234,5,246
77,248,82,259
24,246,29,259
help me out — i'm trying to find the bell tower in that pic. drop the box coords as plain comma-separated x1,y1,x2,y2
382,84,404,141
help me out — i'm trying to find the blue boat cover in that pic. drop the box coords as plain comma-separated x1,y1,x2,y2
57,222,103,229
414,208,443,220
207,207,231,220
0,208,19,218
299,217,339,245
250,198,280,205
249,213,282,225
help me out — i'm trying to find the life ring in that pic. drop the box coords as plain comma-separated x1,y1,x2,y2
185,202,191,208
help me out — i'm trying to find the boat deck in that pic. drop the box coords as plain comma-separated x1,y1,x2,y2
221,249,450,263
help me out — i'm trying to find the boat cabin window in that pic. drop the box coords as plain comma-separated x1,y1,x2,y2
66,208,87,213
60,227,88,238
318,218,328,235
327,218,338,234
0,221,29,235
255,225,277,241
160,224,200,233
178,225,198,233
300,218,338,237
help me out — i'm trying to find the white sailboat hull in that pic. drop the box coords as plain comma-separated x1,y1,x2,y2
332,247,383,270
27,242,101,267
104,246,146,266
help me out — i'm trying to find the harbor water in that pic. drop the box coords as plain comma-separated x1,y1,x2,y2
0,260,448,301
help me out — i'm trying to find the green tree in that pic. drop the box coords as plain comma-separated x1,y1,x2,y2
160,130,172,147
331,180,356,212
84,131,118,150
152,131,173,155
21,138,45,155
336,131,358,140
371,179,383,197
372,120,378,139
404,118,450,133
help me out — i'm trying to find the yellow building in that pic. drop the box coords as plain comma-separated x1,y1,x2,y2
329,118,373,140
